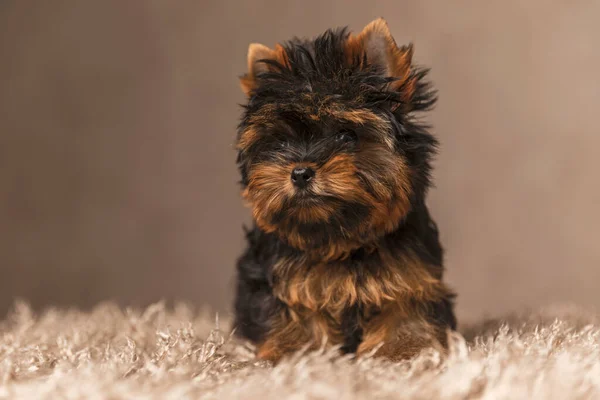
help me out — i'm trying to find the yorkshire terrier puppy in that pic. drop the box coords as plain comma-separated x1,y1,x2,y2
234,18,456,363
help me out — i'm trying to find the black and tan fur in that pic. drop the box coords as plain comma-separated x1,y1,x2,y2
233,18,456,363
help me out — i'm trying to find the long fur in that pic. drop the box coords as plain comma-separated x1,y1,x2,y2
234,20,456,362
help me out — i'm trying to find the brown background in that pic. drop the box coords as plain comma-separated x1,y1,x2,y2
1,1,599,322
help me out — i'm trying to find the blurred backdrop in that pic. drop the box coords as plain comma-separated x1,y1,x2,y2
1,1,599,322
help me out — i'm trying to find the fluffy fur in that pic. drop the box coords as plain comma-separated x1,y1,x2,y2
234,18,455,362
1,302,599,399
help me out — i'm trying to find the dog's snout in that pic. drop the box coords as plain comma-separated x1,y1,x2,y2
291,167,315,188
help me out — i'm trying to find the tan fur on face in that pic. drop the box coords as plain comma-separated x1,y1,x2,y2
243,160,345,235
294,202,335,223
241,140,412,258
312,144,412,244
242,162,297,233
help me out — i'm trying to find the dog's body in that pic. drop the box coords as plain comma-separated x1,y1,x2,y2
233,19,456,362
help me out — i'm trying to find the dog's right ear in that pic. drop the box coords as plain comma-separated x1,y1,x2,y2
240,43,287,97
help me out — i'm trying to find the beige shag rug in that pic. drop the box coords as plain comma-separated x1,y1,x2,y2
1,302,599,399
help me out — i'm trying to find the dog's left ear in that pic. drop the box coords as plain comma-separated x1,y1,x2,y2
346,18,413,90
240,43,287,97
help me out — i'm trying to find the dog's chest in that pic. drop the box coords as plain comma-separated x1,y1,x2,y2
271,248,443,317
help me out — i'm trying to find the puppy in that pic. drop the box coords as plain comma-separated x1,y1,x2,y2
233,18,456,363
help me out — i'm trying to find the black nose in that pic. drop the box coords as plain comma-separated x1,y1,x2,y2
291,167,315,188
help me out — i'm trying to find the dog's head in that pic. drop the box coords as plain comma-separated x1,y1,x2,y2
236,19,437,254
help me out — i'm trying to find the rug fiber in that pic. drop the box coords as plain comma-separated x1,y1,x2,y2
0,302,599,399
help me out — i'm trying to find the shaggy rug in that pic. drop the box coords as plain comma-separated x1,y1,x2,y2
0,302,598,399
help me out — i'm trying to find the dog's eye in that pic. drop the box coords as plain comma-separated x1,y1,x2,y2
335,130,357,143
278,140,290,149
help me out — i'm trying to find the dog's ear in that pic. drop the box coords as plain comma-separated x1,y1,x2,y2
240,43,287,97
346,18,413,90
